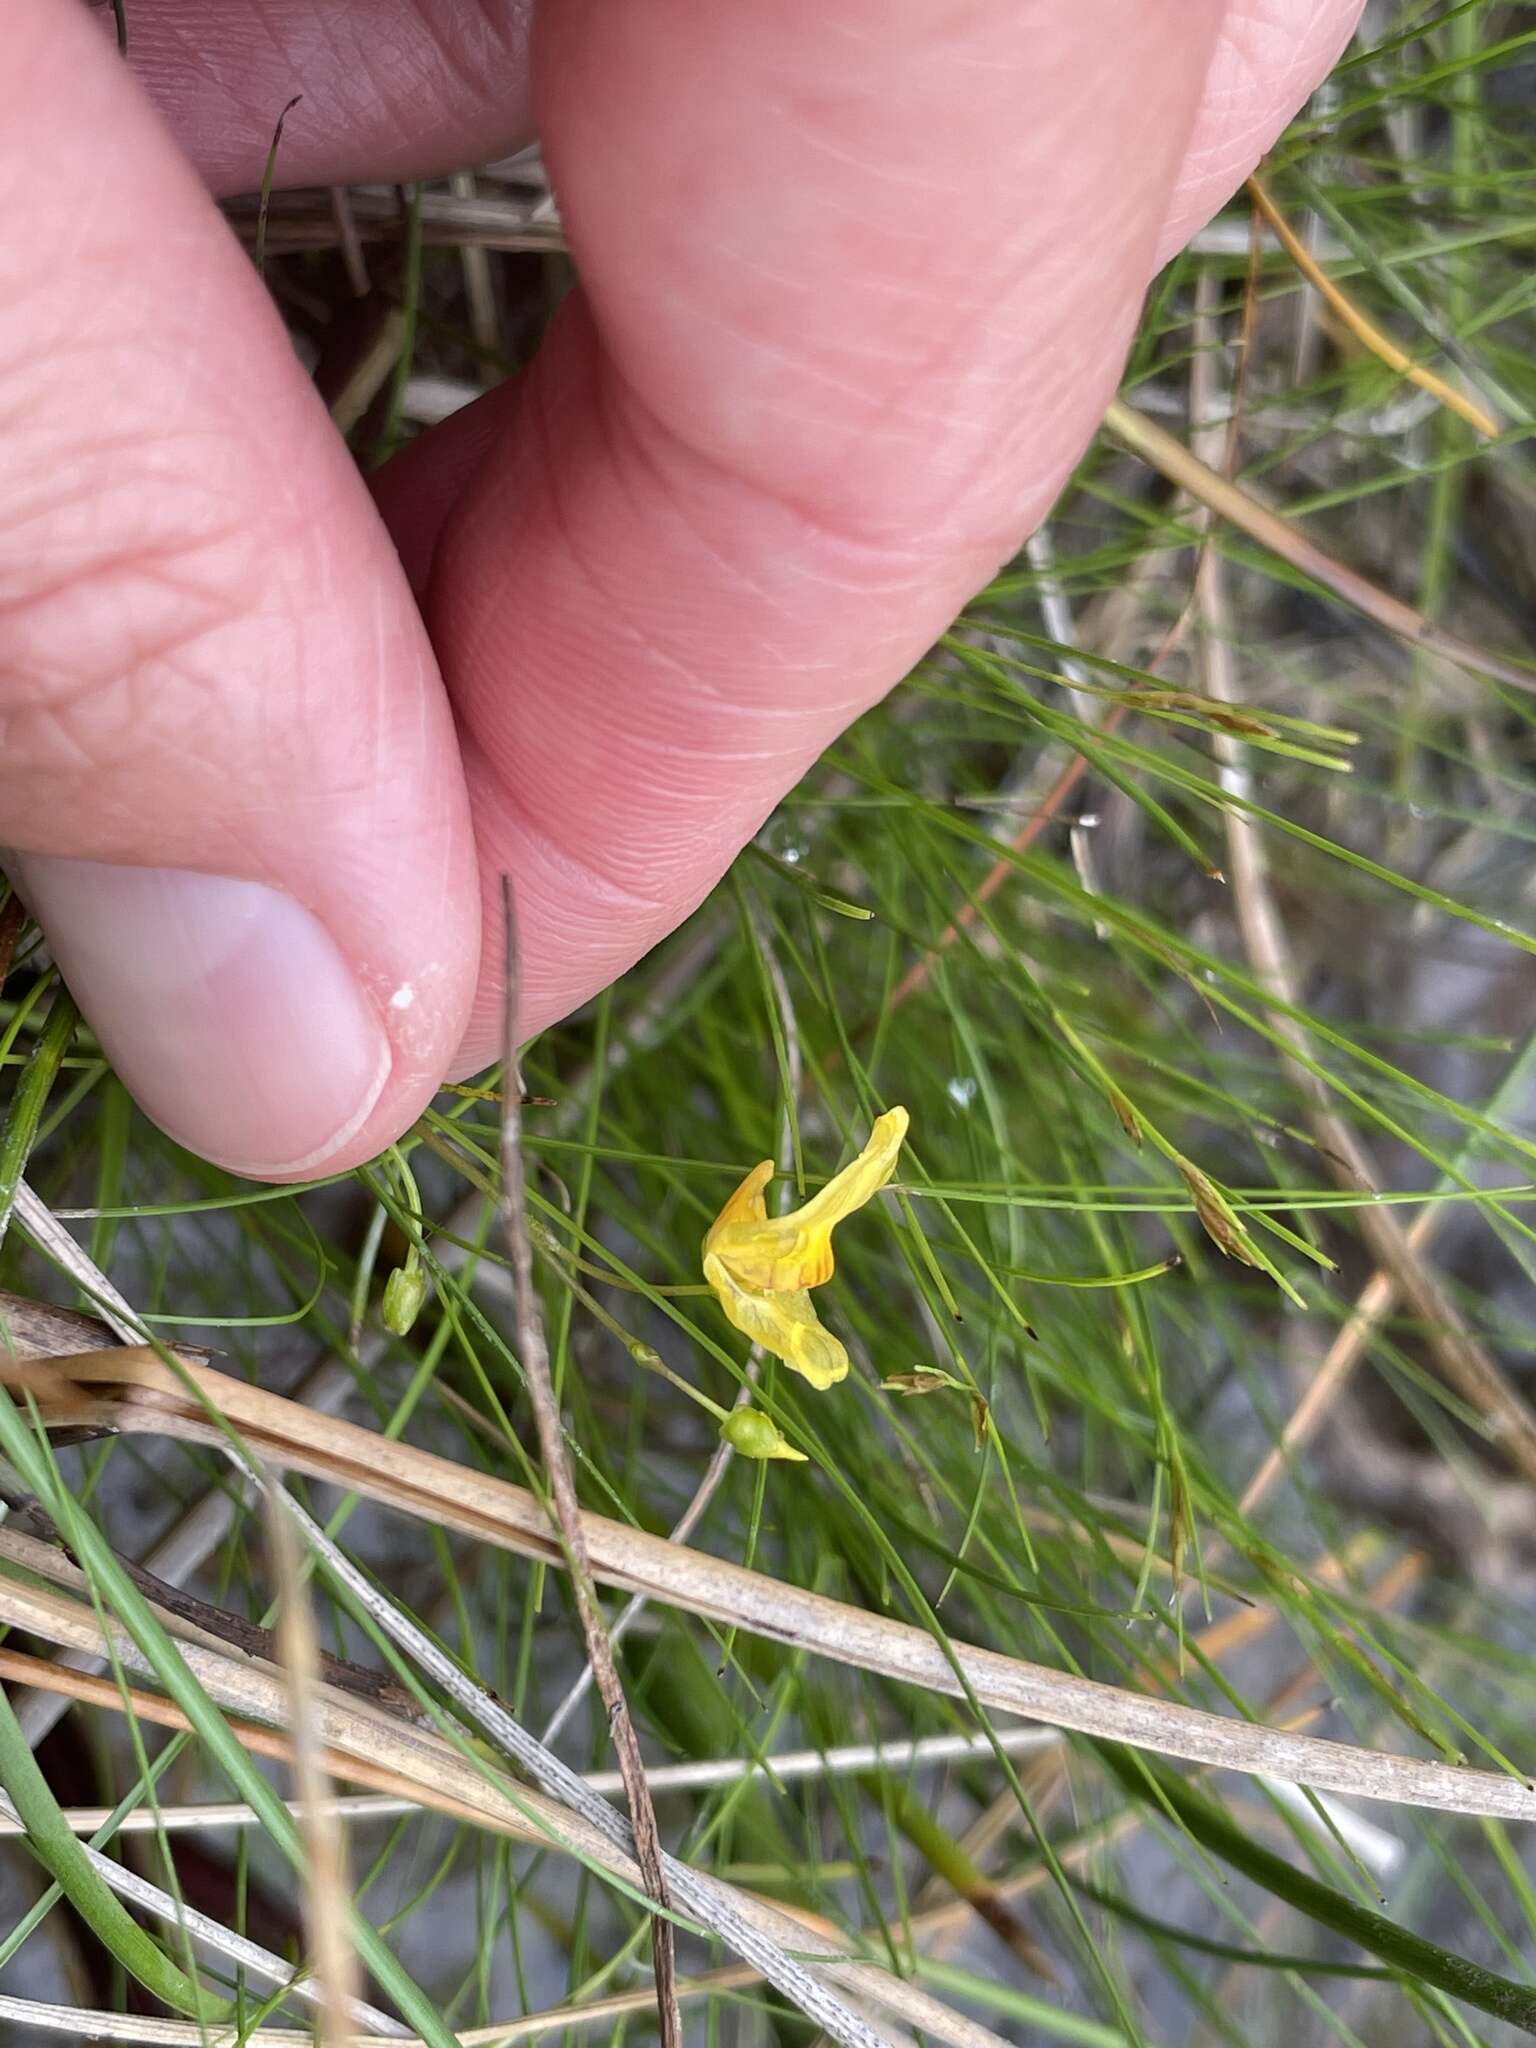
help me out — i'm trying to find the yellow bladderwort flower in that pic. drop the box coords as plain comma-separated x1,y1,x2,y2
702,1107,909,1389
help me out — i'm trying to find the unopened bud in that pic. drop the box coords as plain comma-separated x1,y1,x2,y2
381,1264,429,1335
721,1408,807,1463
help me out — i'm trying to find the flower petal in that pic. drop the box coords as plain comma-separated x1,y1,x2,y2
703,1250,849,1388
708,1214,835,1294
710,1107,907,1294
703,1158,774,1254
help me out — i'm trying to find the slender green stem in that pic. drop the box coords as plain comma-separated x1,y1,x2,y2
0,991,76,1255
0,1681,225,2020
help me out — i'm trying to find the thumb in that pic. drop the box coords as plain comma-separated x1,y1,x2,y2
0,0,479,1178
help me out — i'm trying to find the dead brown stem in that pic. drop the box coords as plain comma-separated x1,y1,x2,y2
265,1478,362,2048
1190,279,1536,1488
2,1328,1531,1823
1106,396,1535,695
496,880,681,2048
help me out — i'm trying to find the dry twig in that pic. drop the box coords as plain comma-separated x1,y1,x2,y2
1246,174,1499,437
496,881,680,2048
1105,396,1535,695
266,1477,364,2048
2,1320,1532,1823
0,1561,999,2048
1189,278,1536,1486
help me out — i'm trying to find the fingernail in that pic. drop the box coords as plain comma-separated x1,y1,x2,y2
8,857,391,1177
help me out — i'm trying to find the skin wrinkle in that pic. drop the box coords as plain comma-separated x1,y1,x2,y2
469,564,828,924
568,267,1164,560
127,0,534,194
0,462,243,579
3,551,249,723
454,813,737,1064
401,0,518,112
4,638,221,769
542,12,1197,448
600,304,1013,586
7,512,278,671
451,330,901,839
0,523,228,615
659,277,1028,479
1,0,1368,1166
460,737,669,935
458,553,950,860
579,350,898,681
1155,0,1363,260
28,621,254,741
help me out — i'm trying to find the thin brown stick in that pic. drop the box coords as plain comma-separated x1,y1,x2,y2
449,172,501,369
881,717,1123,1019
4,1330,1533,1823
0,1572,1002,2048
328,186,370,299
1239,1210,1438,1517
881,575,1201,1033
495,880,681,2048
1105,396,1536,695
265,1477,363,2048
1189,282,1536,1487
1246,175,1498,438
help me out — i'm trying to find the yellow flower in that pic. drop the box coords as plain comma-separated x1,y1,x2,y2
702,1107,909,1389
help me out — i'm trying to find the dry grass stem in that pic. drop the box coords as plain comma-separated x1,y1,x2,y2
0,1563,1009,2048
1105,396,1535,694
1238,1209,1440,1517
2,1280,904,2048
266,1475,365,2048
228,186,560,256
0,1963,761,2048
537,904,798,1745
2,1324,1532,1823
327,185,370,298
1245,174,1499,437
0,1669,1058,1836
1189,282,1536,1486
495,882,682,2048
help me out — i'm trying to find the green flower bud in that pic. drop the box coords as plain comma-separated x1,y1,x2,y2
381,1264,429,1336
721,1408,807,1463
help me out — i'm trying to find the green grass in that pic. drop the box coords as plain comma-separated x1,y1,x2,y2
4,6,1536,2044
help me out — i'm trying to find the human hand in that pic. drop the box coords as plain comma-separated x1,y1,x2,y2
1,0,1362,1179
